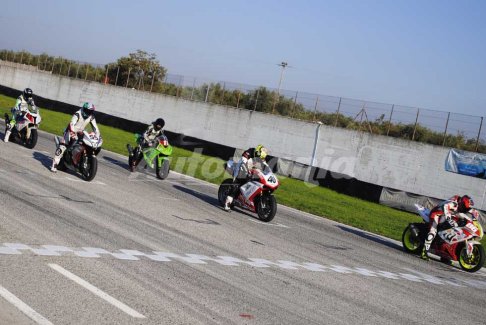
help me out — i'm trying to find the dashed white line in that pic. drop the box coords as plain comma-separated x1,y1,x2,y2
48,264,145,319
0,285,54,325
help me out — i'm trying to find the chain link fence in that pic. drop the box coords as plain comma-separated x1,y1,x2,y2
1,49,484,153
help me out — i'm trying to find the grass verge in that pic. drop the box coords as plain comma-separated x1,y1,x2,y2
4,94,481,246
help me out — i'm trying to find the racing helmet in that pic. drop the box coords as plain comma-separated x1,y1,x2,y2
23,88,33,101
458,195,474,212
153,118,165,131
81,102,95,119
255,144,268,160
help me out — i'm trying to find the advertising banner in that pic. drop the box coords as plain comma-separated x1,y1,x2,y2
445,149,486,179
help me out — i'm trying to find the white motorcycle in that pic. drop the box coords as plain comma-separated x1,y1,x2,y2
4,108,42,149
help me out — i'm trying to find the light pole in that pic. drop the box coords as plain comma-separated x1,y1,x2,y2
272,61,288,114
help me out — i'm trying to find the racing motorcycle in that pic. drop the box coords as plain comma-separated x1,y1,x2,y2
127,133,172,179
54,131,103,181
4,108,42,149
218,159,280,222
402,204,485,272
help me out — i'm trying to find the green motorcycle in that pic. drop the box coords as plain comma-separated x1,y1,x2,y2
127,133,172,179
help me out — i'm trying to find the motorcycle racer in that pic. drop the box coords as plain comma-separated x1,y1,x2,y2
223,144,269,211
50,102,100,172
422,195,475,260
127,118,165,171
4,88,36,143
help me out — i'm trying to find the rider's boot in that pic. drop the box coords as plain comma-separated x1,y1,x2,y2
224,196,233,212
50,145,65,173
420,246,429,261
421,230,435,261
4,130,11,143
127,144,133,156
4,122,12,142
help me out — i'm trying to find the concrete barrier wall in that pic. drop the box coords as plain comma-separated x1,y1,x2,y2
1,60,485,210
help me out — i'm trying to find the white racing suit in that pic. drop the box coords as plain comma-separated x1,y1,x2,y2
51,109,100,169
4,95,37,142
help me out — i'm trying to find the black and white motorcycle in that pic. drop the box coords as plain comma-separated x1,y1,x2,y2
54,131,103,181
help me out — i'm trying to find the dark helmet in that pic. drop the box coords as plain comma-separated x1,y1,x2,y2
81,102,95,119
23,88,33,101
153,118,165,131
458,195,474,212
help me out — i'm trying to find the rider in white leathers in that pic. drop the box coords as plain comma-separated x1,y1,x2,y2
4,88,37,143
50,102,100,172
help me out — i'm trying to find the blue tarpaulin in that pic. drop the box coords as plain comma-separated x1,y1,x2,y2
445,149,486,179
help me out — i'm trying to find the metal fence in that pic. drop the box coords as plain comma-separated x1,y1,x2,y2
1,49,484,152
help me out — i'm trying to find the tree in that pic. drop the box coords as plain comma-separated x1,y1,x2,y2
106,50,167,89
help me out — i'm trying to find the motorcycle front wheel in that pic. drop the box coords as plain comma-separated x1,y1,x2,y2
24,128,38,149
81,156,98,182
458,243,485,273
256,194,277,222
402,224,423,254
156,157,170,180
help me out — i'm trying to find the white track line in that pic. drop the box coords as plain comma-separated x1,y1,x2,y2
0,285,54,325
48,264,145,319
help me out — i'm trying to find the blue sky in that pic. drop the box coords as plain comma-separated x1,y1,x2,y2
1,0,485,118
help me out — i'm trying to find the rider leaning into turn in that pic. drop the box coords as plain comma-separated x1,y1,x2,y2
422,194,475,260
4,88,37,143
224,144,269,211
50,102,100,172
127,118,165,171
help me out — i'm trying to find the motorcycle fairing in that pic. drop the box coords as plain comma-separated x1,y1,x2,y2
238,181,263,211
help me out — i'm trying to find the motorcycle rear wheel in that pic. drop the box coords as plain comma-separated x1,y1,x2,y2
256,194,277,222
402,224,423,254
458,243,485,273
24,129,38,149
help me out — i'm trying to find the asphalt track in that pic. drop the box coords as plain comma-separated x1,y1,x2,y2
0,126,485,325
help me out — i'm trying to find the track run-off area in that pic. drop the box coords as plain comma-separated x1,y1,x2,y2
1,127,485,325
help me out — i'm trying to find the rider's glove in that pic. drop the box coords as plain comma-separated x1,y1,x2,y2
76,131,84,140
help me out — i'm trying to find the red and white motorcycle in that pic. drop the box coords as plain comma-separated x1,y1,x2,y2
4,108,42,149
218,159,280,222
402,204,485,272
